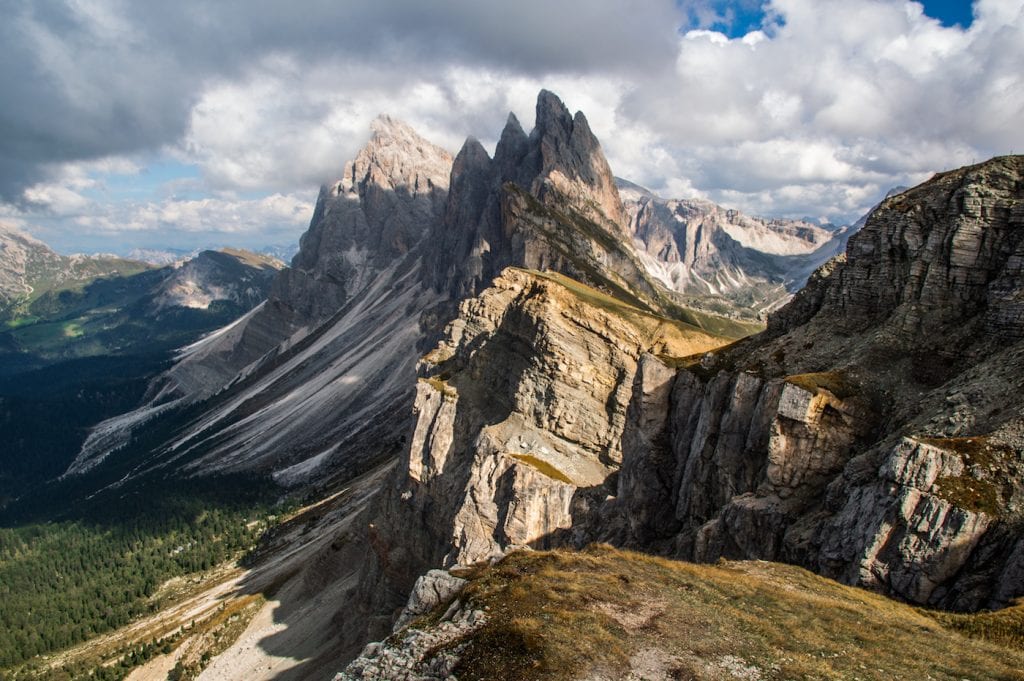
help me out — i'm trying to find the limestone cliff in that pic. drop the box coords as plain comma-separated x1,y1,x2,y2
605,156,1024,610
350,268,734,641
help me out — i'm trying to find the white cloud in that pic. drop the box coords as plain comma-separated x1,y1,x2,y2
72,193,314,236
610,0,1024,220
4,0,1024,247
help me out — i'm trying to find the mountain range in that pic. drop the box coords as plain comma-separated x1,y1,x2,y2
2,91,1022,680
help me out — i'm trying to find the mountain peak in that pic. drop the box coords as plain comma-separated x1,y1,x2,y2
335,115,452,199
369,114,420,140
534,89,573,133
528,90,626,230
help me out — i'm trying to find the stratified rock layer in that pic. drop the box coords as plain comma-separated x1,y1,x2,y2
607,156,1024,611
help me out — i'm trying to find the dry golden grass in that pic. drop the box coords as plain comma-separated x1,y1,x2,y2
510,454,574,484
526,269,736,360
446,545,1024,681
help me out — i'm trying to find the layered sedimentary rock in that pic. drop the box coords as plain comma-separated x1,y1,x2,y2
351,267,733,641
606,156,1024,610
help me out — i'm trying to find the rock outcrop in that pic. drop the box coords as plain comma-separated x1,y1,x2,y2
350,267,734,641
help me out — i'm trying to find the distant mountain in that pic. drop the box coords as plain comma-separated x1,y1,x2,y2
127,247,199,265
257,242,300,263
618,180,862,318
0,247,283,369
0,222,151,319
129,243,300,267
0,244,284,505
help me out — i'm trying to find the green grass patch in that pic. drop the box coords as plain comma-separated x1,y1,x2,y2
919,437,1016,516
933,599,1024,651
420,376,457,398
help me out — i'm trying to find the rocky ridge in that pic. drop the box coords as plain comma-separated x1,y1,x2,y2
67,90,754,492
426,91,670,315
620,184,854,319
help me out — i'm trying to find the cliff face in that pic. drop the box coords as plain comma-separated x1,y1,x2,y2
350,157,1024,652
352,268,734,641
605,156,1024,611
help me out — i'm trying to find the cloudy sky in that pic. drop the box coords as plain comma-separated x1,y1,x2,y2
1,0,1021,254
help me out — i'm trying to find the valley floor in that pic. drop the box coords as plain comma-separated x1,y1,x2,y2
17,464,391,681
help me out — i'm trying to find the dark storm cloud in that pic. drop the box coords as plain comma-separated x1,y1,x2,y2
0,0,681,200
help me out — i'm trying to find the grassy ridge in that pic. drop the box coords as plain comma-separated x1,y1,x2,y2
443,546,1024,681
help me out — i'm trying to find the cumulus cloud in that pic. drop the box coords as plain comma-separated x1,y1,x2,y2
1,0,1023,250
615,0,1024,217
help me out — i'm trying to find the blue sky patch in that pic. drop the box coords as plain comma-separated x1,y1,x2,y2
83,159,202,202
678,1,975,37
919,0,975,28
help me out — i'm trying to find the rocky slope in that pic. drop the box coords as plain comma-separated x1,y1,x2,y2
619,182,854,319
338,546,1024,681
62,117,454,483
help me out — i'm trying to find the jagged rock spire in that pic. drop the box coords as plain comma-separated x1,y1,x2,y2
427,89,639,300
